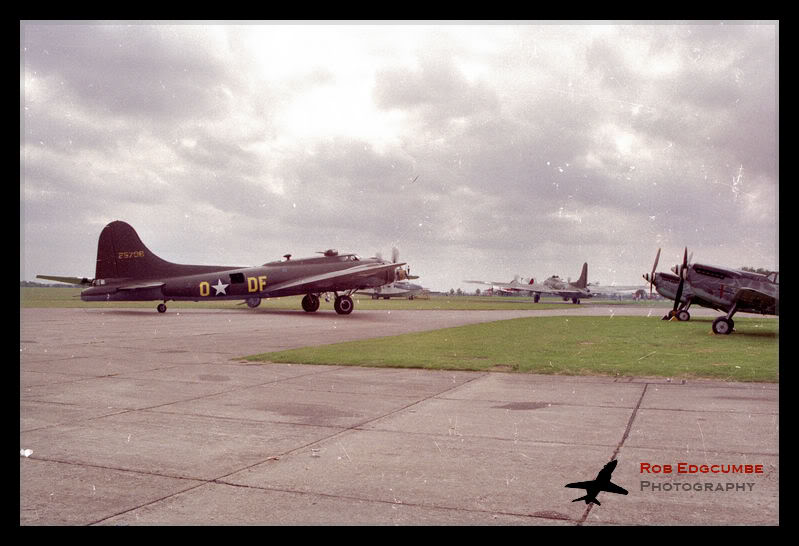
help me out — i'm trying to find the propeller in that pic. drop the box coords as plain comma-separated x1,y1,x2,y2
645,248,661,298
671,247,689,314
375,247,413,281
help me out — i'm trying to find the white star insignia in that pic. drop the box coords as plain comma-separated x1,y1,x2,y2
212,279,229,295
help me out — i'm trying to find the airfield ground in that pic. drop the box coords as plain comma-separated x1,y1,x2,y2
20,303,778,525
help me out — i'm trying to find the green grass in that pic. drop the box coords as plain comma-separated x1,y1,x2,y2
243,316,779,382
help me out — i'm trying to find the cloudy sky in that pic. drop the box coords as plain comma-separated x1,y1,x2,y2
21,21,778,292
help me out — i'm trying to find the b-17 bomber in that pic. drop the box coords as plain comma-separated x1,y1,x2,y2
38,220,410,315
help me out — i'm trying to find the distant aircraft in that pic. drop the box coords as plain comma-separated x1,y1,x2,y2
465,263,592,304
565,459,629,506
644,248,779,334
357,280,427,299
37,220,410,315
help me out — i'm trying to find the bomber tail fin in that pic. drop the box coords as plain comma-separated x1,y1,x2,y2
572,263,588,288
94,220,240,281
95,221,175,280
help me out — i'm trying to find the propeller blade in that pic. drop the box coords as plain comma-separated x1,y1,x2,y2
649,248,661,297
391,247,400,263
672,248,688,313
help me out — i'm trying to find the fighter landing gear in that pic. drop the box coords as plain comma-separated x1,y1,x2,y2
663,299,693,321
712,303,737,335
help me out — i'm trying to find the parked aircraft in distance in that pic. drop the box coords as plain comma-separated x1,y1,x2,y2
565,459,628,506
37,220,409,315
465,263,592,304
644,248,779,334
357,280,427,299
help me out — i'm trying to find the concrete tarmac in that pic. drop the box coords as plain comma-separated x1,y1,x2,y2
20,305,778,525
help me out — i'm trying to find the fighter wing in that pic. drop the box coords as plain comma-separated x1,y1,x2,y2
599,482,629,495
564,481,595,490
733,287,778,315
266,262,405,294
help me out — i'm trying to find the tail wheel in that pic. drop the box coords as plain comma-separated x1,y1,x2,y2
302,294,320,312
334,295,354,315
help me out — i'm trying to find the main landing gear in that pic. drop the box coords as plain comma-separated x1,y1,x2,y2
302,294,320,312
301,292,355,315
157,303,167,313
712,303,737,335
663,308,691,321
663,298,693,321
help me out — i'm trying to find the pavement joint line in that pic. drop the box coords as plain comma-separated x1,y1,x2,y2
21,365,350,433
203,480,581,524
83,369,497,525
204,371,494,487
578,382,649,525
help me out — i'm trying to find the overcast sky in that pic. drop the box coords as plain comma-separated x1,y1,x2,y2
21,21,778,292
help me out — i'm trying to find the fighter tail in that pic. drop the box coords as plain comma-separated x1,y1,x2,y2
572,495,600,505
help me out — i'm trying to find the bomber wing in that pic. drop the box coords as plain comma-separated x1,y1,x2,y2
733,287,778,315
265,262,405,294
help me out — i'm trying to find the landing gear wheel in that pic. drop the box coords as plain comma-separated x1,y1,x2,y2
677,310,691,321
302,294,320,312
572,298,580,304
157,303,167,313
246,297,261,308
712,316,733,335
334,295,354,315
534,294,540,303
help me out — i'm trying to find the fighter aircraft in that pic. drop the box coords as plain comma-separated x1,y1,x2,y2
565,459,629,506
644,248,779,334
37,220,409,315
643,248,711,321
357,280,428,300
464,263,592,304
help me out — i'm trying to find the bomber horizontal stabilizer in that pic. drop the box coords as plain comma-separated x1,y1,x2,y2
36,275,92,285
